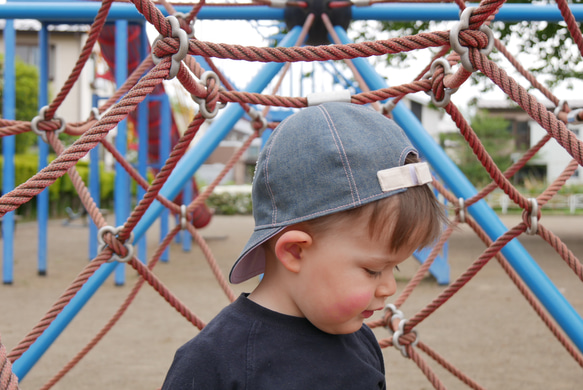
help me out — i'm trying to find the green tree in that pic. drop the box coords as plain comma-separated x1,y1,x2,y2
441,111,513,187
0,53,39,153
351,0,583,94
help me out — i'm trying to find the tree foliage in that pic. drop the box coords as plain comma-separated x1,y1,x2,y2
0,53,39,153
441,111,513,187
351,0,583,94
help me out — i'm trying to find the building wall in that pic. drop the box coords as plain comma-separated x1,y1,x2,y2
530,121,583,185
0,28,90,123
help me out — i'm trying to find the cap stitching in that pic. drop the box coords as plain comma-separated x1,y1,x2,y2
263,125,282,225
318,105,360,204
253,190,404,229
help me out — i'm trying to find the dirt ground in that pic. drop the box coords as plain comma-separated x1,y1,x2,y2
1,213,583,389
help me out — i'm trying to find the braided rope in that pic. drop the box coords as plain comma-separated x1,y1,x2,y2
2,0,583,387
0,335,19,390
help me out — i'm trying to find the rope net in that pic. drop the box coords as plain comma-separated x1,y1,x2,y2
0,0,582,388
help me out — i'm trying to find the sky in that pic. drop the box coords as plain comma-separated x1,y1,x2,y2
143,1,583,118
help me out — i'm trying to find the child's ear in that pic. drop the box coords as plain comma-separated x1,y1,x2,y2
274,230,312,274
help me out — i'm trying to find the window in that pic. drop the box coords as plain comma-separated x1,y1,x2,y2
514,121,530,151
411,101,422,122
15,43,55,81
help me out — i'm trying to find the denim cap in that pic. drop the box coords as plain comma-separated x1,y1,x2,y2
229,102,432,284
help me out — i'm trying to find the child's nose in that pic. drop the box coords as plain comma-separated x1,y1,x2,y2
375,272,397,299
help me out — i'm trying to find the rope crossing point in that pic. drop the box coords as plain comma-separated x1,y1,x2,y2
0,0,581,388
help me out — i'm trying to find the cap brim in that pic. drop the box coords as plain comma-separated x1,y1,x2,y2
229,226,286,284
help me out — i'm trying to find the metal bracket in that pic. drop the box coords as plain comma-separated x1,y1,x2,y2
449,7,494,72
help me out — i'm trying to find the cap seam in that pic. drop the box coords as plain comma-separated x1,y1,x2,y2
318,105,360,205
253,189,404,230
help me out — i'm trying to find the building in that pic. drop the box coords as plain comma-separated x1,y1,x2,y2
0,19,93,123
477,99,583,186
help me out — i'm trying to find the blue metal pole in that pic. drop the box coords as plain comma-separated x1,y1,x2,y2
159,94,171,262
114,19,129,286
89,94,101,260
2,20,16,285
1,3,583,22
182,179,193,252
37,22,49,276
351,3,583,22
334,25,583,353
0,3,284,22
11,26,303,379
137,21,149,264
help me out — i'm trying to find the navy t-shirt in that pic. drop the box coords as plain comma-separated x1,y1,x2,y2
162,294,386,389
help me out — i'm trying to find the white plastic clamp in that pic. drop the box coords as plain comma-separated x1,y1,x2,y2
392,319,419,358
247,107,268,134
97,226,135,263
174,12,195,39
191,71,226,119
423,58,459,108
151,15,189,79
31,106,66,143
525,198,539,235
457,197,466,223
449,7,494,72
180,204,188,230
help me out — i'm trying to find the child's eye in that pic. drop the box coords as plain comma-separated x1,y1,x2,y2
365,269,382,278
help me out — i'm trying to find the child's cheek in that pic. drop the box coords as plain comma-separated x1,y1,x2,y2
328,292,371,320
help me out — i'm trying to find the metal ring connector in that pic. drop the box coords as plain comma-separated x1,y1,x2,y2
424,58,459,108
31,106,66,143
180,204,188,230
91,107,101,121
97,226,135,263
392,319,419,358
457,197,466,223
174,12,195,39
151,15,189,79
191,71,226,119
525,198,539,235
449,7,495,72
247,107,268,134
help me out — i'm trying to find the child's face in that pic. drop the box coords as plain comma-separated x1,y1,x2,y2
292,219,416,335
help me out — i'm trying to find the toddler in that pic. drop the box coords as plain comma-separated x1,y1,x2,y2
162,102,446,389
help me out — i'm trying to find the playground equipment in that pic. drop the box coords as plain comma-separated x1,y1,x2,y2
1,0,583,388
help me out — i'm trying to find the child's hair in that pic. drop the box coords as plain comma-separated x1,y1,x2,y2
230,103,445,284
297,153,446,253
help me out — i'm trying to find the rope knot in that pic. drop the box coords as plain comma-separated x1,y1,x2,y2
151,15,189,79
385,304,419,358
423,58,458,107
97,226,135,263
191,71,225,119
31,106,66,143
247,108,268,135
450,7,494,72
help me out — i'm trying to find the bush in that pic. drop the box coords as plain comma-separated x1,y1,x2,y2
206,192,252,215
0,153,115,218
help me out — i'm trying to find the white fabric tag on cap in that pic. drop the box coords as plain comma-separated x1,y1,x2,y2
377,162,432,192
307,90,351,106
